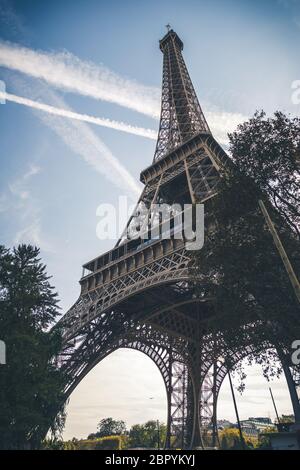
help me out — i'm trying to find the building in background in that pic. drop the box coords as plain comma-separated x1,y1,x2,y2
240,417,273,437
216,419,234,430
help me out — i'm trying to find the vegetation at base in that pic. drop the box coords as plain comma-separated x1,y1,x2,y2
0,245,67,450
45,415,287,450
219,428,258,449
88,417,126,439
43,418,166,450
76,435,128,450
219,420,288,450
128,420,166,448
43,435,127,450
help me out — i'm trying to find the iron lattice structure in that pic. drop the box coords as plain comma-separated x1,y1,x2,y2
153,30,210,161
58,30,300,448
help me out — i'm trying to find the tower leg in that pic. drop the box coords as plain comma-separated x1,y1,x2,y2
197,364,219,449
211,362,219,447
277,349,300,425
189,373,202,449
282,361,300,424
165,346,173,449
165,361,189,448
165,389,172,449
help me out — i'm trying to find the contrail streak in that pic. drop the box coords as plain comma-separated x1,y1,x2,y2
0,41,161,118
0,42,248,145
0,91,157,140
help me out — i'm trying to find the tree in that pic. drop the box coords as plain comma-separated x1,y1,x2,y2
219,428,257,449
63,438,79,450
279,414,294,423
0,245,66,449
229,111,300,237
193,111,300,382
129,420,166,448
42,438,64,450
95,417,126,438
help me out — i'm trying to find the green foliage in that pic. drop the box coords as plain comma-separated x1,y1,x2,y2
87,417,127,439
81,418,166,450
63,438,78,450
0,245,67,449
129,420,166,449
50,419,167,450
77,435,128,450
256,427,276,449
96,435,128,450
219,428,257,449
42,437,79,450
193,111,300,383
42,438,65,450
229,110,300,236
279,414,294,423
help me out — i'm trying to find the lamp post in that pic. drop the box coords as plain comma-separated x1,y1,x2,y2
228,370,246,450
269,387,280,425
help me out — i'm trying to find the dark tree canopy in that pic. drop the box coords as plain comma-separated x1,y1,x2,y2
90,417,127,438
0,244,66,449
229,110,300,237
193,111,300,380
129,420,166,449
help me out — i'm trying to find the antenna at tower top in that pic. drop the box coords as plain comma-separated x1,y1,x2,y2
154,28,211,161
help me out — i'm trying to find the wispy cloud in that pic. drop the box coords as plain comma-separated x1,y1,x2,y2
0,40,248,144
0,90,157,140
14,219,50,251
9,163,40,203
206,110,247,145
5,76,142,201
1,162,53,252
34,91,142,200
0,78,142,252
0,193,8,212
0,40,161,118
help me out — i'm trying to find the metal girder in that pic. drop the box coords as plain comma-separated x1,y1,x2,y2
52,28,300,450
63,247,191,341
168,361,189,448
154,29,210,161
197,342,300,446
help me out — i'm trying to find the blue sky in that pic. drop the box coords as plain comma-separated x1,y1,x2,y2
0,0,299,438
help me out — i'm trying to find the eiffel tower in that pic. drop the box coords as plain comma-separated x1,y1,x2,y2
58,29,300,449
